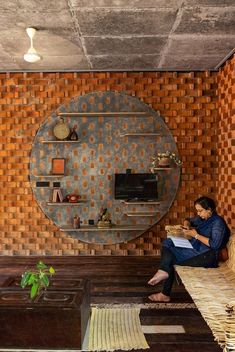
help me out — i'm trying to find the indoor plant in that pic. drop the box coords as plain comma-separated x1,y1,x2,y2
150,151,182,171
20,261,55,299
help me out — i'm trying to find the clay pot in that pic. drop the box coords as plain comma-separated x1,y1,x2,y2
158,157,171,167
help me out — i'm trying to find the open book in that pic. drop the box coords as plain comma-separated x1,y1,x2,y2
165,225,193,249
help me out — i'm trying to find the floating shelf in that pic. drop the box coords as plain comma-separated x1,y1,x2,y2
41,140,80,144
33,175,65,178
120,133,162,137
125,212,157,217
152,168,173,171
122,201,161,205
60,225,148,232
47,201,87,206
58,112,147,117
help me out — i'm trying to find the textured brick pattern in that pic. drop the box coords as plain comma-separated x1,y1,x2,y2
217,55,235,229
0,71,221,255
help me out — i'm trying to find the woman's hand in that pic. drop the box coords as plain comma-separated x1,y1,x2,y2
183,228,198,239
182,220,190,229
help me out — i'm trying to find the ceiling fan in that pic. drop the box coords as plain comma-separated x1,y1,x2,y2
24,27,42,63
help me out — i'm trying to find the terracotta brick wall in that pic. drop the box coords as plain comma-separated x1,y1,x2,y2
217,54,235,229
0,71,221,255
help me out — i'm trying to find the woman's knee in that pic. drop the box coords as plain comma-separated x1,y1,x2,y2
162,238,174,249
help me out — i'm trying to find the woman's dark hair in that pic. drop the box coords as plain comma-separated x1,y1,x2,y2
194,196,216,212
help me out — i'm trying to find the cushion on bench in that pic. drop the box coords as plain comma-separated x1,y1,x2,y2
175,231,235,349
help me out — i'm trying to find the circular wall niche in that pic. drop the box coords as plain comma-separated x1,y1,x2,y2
30,91,181,244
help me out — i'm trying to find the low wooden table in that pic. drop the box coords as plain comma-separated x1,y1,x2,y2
0,276,90,349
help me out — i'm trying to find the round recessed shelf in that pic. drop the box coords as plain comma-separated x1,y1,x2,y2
29,91,180,244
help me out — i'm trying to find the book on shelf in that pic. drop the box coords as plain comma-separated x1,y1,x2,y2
52,188,63,203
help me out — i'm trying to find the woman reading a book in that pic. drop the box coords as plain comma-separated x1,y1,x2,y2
148,196,230,302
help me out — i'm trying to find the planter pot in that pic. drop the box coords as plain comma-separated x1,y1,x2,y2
158,157,171,167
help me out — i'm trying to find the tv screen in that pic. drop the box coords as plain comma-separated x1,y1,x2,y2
115,173,158,201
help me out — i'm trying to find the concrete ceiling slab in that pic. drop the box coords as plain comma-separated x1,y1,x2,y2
84,36,167,56
89,54,161,70
174,6,235,35
0,1,234,72
70,0,184,8
16,55,90,71
159,55,223,70
166,35,235,57
74,9,177,36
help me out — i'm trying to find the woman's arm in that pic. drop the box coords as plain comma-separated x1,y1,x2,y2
183,228,210,246
183,217,228,249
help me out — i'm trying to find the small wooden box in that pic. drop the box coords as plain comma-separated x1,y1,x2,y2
0,277,90,349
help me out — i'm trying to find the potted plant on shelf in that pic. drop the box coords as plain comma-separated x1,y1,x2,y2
150,151,182,171
20,261,55,299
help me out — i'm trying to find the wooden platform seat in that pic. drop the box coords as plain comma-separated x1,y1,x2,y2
0,276,90,349
175,231,235,351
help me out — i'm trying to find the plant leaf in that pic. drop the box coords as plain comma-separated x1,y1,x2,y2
49,267,55,274
37,261,47,270
41,274,49,287
20,272,31,288
30,282,39,299
28,274,37,285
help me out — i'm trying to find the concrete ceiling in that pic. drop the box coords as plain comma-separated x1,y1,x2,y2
0,0,234,72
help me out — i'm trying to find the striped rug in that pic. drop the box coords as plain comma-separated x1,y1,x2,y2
88,307,149,351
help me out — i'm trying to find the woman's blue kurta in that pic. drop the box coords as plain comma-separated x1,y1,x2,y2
162,213,230,264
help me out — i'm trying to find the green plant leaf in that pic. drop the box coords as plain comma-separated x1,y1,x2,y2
37,261,47,270
41,274,49,287
49,267,55,274
20,272,31,288
28,273,37,285
30,282,39,299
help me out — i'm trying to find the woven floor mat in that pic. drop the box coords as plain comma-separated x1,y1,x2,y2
88,307,149,351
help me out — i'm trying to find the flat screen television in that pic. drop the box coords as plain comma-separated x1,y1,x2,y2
114,173,158,201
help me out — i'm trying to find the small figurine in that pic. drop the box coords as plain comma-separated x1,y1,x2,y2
69,125,78,141
97,207,112,228
73,216,80,229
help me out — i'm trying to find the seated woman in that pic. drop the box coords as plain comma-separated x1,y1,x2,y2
148,196,230,302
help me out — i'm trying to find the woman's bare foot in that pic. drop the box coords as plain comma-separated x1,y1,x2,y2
147,270,169,286
148,292,171,302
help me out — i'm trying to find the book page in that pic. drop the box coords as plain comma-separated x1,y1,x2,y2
168,236,193,249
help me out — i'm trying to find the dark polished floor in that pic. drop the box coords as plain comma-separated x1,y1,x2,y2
0,256,222,351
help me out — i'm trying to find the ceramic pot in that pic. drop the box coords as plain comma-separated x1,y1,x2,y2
158,157,171,167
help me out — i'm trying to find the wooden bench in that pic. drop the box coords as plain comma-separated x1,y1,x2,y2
175,231,235,351
0,276,90,349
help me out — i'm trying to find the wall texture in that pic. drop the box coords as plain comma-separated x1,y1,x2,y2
217,55,235,227
0,67,232,255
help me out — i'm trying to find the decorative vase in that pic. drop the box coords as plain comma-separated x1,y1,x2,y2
69,126,78,140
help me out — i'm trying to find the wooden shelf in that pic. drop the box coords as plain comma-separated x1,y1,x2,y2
152,168,173,171
60,225,148,232
125,212,157,217
33,175,65,178
58,112,147,117
41,140,80,144
47,202,87,206
120,133,161,137
122,201,160,205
